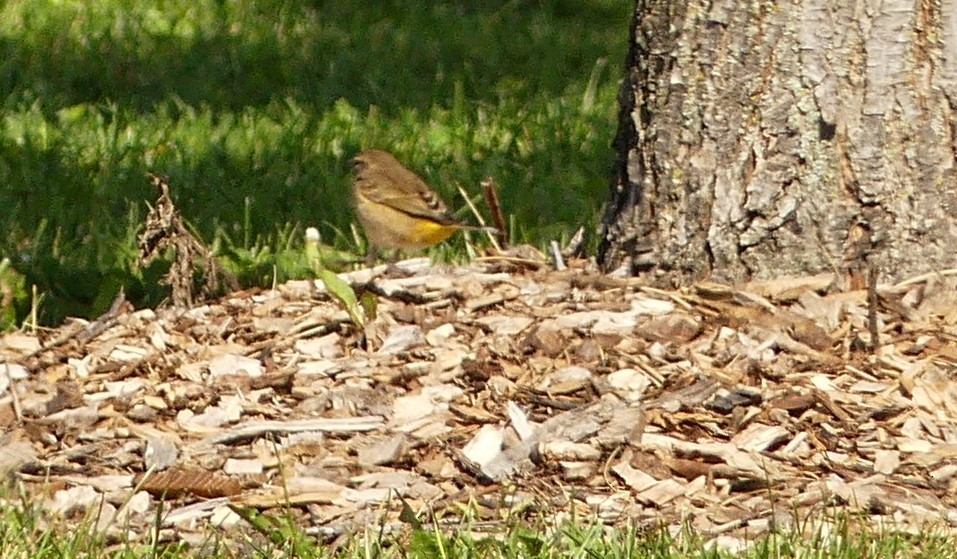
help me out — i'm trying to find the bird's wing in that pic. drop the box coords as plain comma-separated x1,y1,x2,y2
359,168,459,225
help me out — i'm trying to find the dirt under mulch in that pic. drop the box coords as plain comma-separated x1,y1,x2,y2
3,257,957,550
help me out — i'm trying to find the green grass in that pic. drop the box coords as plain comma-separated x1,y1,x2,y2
0,0,628,324
1,486,955,559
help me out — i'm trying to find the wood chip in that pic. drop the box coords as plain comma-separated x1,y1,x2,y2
7,260,957,543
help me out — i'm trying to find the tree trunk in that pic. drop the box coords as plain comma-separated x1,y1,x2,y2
598,0,957,288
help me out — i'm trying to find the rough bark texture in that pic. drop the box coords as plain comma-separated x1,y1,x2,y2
599,0,957,286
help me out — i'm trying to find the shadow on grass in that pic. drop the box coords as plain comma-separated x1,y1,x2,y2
0,0,630,324
0,0,628,114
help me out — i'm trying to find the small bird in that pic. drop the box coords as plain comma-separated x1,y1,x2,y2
351,149,488,252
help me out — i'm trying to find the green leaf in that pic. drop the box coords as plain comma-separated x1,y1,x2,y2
0,259,27,330
319,269,364,327
359,290,378,323
229,505,320,556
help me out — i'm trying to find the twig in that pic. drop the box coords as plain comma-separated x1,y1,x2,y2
549,241,566,271
197,416,385,447
474,255,545,268
20,290,129,362
139,173,239,307
78,290,128,343
523,393,583,411
867,263,879,354
455,183,502,252
244,318,350,357
889,268,957,291
602,445,623,490
638,286,694,311
355,281,434,305
480,177,509,249
563,226,586,258
4,363,23,423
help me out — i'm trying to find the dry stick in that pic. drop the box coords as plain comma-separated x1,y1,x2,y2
867,263,880,355
638,286,694,311
549,241,566,271
563,225,587,257
480,177,509,250
455,183,502,252
18,290,128,363
4,363,23,423
890,268,957,291
78,290,128,343
140,173,239,307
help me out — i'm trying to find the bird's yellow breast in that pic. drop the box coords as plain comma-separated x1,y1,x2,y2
409,219,459,247
355,191,459,250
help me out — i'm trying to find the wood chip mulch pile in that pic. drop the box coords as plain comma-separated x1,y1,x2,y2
3,258,957,550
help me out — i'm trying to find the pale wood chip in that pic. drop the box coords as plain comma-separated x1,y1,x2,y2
476,315,533,335
641,434,765,476
377,325,425,355
546,309,639,335
731,424,789,452
0,363,28,389
896,438,932,453
391,384,465,426
425,323,456,345
638,313,703,343
1,333,42,354
461,424,505,470
0,440,36,475
540,441,602,462
873,450,900,474
342,487,393,504
109,344,151,363
198,416,385,446
144,435,179,471
612,457,657,491
208,354,263,377
480,396,623,481
54,474,134,492
560,460,597,480
163,497,231,524
223,458,264,475
506,401,535,440
358,434,410,467
294,333,342,358
46,485,100,515
637,479,686,505
605,368,652,401
743,273,836,301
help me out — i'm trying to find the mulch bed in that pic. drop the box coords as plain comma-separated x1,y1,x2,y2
3,258,957,549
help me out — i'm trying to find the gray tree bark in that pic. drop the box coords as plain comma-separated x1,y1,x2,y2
598,0,957,288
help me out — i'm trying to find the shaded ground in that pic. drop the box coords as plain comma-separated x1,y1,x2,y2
2,258,957,550
0,1,627,325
